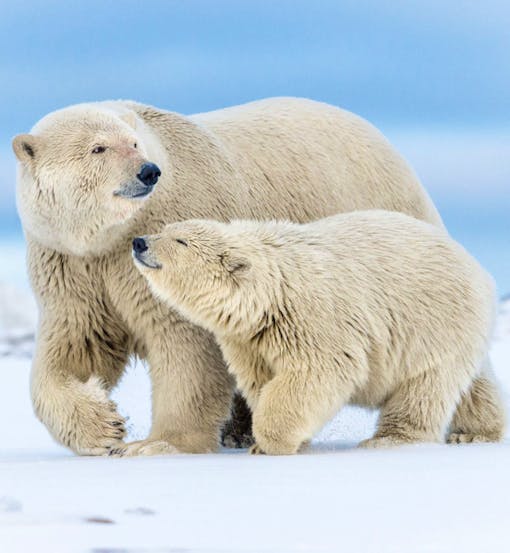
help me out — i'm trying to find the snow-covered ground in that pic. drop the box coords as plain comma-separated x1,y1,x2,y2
0,261,509,552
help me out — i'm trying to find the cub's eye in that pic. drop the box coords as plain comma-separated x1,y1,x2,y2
91,146,106,154
175,238,188,247
133,142,138,149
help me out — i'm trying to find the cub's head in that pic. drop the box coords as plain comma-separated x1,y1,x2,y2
133,219,277,334
13,103,165,256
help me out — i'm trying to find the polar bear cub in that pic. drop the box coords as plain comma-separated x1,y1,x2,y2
133,211,503,454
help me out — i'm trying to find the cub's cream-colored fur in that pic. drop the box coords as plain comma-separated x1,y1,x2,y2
14,97,445,456
136,212,505,454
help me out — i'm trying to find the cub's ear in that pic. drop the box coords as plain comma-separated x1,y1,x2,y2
120,111,137,129
12,134,40,164
220,251,251,275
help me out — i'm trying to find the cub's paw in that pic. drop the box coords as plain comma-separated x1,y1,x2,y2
109,439,181,457
249,444,266,455
447,432,501,444
64,376,126,456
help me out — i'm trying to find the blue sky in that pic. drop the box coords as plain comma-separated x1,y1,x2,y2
0,1,508,290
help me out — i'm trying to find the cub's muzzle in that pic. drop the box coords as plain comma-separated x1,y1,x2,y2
132,236,162,269
132,237,148,254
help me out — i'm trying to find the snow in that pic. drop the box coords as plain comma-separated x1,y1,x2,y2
0,272,509,552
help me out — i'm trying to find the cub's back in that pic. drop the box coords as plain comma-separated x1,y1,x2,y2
268,211,495,359
304,210,493,310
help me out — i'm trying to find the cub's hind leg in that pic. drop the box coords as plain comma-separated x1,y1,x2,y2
447,357,505,444
360,365,473,449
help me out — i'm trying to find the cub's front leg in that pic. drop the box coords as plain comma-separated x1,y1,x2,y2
251,358,355,455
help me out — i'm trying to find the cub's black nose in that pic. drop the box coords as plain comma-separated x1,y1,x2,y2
137,162,161,187
132,237,148,254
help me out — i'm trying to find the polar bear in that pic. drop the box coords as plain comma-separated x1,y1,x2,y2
133,213,505,454
14,97,454,456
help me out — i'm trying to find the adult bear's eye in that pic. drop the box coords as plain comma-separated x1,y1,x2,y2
175,238,188,247
133,142,138,149
91,146,106,154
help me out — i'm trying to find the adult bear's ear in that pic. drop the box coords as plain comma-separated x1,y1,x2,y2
220,250,251,275
120,111,137,129
12,134,40,165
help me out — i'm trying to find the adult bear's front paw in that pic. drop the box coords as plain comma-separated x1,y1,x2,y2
57,376,127,455
108,439,181,457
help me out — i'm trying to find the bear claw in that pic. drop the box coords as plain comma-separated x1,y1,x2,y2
108,447,127,457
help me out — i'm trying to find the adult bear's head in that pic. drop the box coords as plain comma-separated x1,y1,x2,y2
13,102,167,256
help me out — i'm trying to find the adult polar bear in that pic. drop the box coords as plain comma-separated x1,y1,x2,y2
13,96,474,456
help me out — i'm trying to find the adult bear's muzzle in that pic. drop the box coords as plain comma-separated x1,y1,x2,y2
137,163,161,187
115,162,161,199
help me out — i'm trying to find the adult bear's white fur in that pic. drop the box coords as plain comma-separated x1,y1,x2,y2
14,97,448,455
136,212,505,454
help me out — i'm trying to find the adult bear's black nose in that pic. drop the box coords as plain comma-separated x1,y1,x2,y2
137,163,161,187
132,237,148,254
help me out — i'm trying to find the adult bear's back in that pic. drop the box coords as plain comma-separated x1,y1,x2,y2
192,97,443,227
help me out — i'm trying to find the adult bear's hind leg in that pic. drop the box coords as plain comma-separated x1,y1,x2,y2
221,392,254,448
